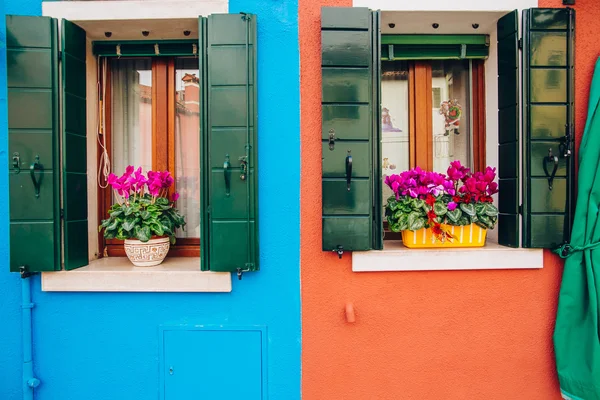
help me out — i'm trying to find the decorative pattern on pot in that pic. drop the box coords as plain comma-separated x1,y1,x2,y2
401,224,487,248
124,237,171,267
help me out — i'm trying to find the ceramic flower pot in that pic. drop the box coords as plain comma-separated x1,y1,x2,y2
401,223,487,248
124,237,170,266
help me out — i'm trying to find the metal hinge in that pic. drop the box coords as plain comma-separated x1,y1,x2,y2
60,209,64,219
518,204,523,215
57,50,63,61
518,38,523,50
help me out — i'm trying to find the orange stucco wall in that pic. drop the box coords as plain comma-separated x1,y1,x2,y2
300,0,600,398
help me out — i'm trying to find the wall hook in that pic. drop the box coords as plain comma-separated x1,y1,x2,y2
336,245,344,259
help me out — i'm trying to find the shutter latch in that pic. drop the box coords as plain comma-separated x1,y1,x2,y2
335,245,344,259
236,264,254,280
328,129,336,151
560,123,573,158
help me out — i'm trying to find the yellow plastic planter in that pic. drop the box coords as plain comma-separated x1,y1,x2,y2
401,223,487,248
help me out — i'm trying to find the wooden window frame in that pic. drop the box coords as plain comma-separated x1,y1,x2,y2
98,57,200,257
383,59,486,240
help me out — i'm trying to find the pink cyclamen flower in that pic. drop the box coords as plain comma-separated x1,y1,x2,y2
172,192,180,202
448,201,458,211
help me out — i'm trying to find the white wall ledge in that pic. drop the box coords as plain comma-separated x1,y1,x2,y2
41,257,232,292
352,241,543,272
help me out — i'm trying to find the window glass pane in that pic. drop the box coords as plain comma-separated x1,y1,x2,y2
174,57,200,238
111,57,153,180
381,61,410,208
431,59,471,173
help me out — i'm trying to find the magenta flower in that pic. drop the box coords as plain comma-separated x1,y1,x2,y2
172,192,180,202
448,201,458,211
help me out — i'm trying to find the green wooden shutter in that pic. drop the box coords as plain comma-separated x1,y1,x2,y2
7,16,61,272
201,14,258,275
522,8,575,248
321,7,381,256
497,10,520,248
371,10,383,251
62,19,88,269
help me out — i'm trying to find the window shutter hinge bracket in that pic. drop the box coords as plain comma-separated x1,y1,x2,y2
60,209,64,219
57,50,63,62
518,38,523,50
19,266,37,279
518,204,523,215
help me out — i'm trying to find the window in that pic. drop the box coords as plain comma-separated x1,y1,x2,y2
100,57,201,257
381,59,486,239
7,14,259,275
320,7,575,258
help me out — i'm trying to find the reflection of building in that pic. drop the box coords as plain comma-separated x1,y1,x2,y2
175,73,201,237
135,72,201,238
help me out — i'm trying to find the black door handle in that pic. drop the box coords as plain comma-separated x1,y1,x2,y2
345,150,352,191
30,155,43,198
224,154,231,197
543,148,559,190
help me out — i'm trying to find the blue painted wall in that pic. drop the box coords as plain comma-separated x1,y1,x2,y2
0,0,301,399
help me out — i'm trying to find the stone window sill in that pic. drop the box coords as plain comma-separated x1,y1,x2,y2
41,257,231,292
352,240,544,272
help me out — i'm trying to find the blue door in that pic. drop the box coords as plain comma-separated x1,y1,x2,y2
162,328,264,400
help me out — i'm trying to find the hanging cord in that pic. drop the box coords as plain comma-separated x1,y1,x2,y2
554,242,600,259
97,57,111,188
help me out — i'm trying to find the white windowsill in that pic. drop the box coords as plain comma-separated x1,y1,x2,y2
41,257,232,292
352,240,544,272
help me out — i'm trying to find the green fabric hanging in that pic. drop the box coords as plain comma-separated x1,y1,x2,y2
554,57,600,400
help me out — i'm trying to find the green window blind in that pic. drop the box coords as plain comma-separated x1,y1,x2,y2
321,7,382,256
497,10,520,248
92,40,198,57
7,16,89,273
200,13,259,276
522,8,575,248
7,16,61,273
62,19,89,270
381,34,489,60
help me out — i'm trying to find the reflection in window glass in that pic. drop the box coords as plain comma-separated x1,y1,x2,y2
431,60,471,173
174,58,200,238
111,58,153,179
381,61,410,208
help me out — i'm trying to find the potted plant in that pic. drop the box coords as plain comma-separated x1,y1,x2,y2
384,161,499,248
100,166,186,266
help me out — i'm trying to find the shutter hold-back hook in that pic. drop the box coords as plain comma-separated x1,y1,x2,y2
336,245,344,259
543,148,559,190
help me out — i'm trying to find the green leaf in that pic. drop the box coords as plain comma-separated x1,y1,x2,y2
484,203,499,217
140,210,151,220
478,214,493,228
413,199,425,209
475,203,486,215
458,216,470,226
106,219,119,232
410,218,425,231
389,223,402,232
447,208,462,223
122,218,137,232
433,201,447,216
459,203,476,216
135,225,152,242
110,209,123,218
156,197,169,206
151,223,165,237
